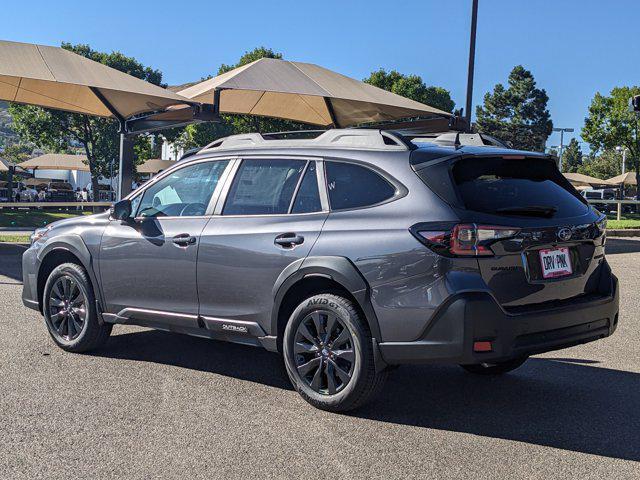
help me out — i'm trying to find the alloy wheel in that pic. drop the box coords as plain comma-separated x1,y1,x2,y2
47,275,88,341
293,310,355,395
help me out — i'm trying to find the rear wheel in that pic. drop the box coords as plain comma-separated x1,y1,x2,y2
460,356,528,375
283,294,386,412
43,262,112,352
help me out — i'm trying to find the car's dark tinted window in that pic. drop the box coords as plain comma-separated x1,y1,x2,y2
325,162,395,210
291,162,322,214
223,159,306,215
452,157,589,218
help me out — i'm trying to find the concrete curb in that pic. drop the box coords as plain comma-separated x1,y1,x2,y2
607,229,640,237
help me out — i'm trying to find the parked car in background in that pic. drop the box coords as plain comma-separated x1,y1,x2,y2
45,181,75,201
581,187,617,213
18,186,38,202
22,129,619,411
0,181,24,202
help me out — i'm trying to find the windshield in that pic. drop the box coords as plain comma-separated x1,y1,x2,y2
452,157,589,218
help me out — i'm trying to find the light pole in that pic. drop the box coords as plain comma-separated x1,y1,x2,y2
553,127,574,171
465,0,479,132
615,145,627,175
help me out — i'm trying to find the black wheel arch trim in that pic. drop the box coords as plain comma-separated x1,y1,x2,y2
36,235,105,316
270,255,382,341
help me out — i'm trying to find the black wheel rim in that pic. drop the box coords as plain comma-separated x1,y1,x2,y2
47,275,87,341
293,310,355,395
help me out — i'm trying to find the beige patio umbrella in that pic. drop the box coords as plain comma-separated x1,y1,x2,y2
137,158,176,174
177,58,452,127
607,171,637,185
0,158,8,172
18,153,90,172
0,39,193,119
563,172,614,187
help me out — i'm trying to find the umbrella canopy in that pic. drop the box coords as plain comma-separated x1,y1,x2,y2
177,58,452,127
0,39,193,119
137,158,176,174
607,171,637,185
18,153,90,172
0,158,8,172
563,172,614,187
24,177,55,187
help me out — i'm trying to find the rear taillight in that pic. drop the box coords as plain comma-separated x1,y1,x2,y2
414,223,520,257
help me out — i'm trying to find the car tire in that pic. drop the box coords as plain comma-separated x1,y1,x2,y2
460,356,529,375
42,262,112,353
283,293,387,412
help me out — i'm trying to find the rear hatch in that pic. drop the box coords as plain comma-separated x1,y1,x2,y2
413,151,607,310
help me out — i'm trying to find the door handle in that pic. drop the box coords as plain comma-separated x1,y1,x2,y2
274,232,305,248
172,233,197,247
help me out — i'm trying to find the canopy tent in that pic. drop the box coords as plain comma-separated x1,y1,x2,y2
137,158,176,174
23,177,55,187
607,171,637,186
18,153,90,172
176,58,453,128
0,39,205,199
0,40,194,119
563,172,614,187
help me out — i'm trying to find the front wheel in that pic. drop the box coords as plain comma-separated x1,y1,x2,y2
460,356,529,375
42,262,112,352
283,294,387,412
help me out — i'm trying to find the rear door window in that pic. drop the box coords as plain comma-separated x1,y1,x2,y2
291,162,322,214
325,161,396,210
223,159,306,215
452,157,589,218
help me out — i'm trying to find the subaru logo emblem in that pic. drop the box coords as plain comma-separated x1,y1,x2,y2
557,227,572,241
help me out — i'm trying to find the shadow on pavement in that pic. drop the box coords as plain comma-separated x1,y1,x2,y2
606,237,640,255
0,243,25,282
97,329,640,462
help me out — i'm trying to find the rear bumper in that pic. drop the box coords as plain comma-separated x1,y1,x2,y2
378,272,619,365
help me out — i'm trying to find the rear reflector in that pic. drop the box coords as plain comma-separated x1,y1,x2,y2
473,341,493,352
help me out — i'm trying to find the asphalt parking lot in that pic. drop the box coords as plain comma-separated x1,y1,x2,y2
1,240,639,479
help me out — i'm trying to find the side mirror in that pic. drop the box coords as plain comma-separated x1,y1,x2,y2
110,199,132,221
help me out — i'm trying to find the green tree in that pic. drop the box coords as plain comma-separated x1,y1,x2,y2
8,43,164,195
1,143,32,165
577,150,621,179
363,69,455,113
475,65,553,151
582,86,640,198
561,138,583,173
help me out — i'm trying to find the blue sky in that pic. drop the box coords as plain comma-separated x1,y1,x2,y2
3,0,640,149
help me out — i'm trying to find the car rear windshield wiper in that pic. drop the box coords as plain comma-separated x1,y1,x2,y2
495,205,558,217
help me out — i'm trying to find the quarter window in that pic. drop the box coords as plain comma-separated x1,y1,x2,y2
223,159,306,215
135,161,229,218
325,162,396,210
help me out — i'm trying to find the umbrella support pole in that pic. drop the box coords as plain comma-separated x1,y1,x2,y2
117,132,135,201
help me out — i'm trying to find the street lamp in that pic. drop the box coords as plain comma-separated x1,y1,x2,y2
553,127,574,171
615,145,627,175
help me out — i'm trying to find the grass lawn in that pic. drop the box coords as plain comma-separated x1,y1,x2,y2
0,234,30,243
606,212,640,229
0,210,94,228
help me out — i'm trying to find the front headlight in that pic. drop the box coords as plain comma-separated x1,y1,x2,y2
30,226,51,245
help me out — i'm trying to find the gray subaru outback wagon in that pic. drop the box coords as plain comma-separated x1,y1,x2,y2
22,129,619,411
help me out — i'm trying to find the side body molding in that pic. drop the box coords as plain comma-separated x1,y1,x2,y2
269,255,382,341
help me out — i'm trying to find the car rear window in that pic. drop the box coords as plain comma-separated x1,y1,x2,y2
452,157,589,218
